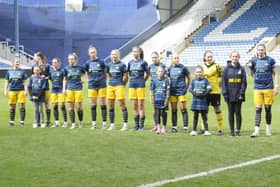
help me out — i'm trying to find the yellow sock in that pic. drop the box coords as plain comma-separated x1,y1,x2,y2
200,118,205,130
200,113,208,130
216,112,223,131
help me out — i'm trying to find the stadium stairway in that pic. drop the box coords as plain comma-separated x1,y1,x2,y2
121,0,232,64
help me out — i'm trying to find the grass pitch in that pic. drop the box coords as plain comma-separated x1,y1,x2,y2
0,77,279,187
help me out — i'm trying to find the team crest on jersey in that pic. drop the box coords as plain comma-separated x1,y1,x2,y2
265,62,269,66
238,70,241,74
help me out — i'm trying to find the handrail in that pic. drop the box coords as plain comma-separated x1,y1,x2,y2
0,40,33,65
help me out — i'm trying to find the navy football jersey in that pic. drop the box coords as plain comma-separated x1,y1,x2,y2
168,64,190,96
84,59,106,89
150,77,170,109
148,63,167,82
106,61,127,86
49,67,64,93
249,55,276,90
189,77,211,111
127,59,149,88
5,69,27,91
64,65,85,90
28,76,47,102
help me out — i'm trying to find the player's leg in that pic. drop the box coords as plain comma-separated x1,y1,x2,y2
9,104,16,126
235,102,242,136
45,90,51,127
73,90,84,128
138,88,146,130
179,94,188,133
227,102,235,136
264,89,274,136
132,99,139,130
8,91,17,126
190,110,199,136
251,90,264,137
214,105,223,135
150,91,157,131
264,105,272,136
108,99,115,130
170,98,178,132
58,93,67,128
19,103,26,126
51,93,59,127
99,88,107,129
53,103,59,126
18,91,26,126
33,102,40,128
129,88,139,130
154,108,160,134
69,102,76,128
107,86,116,130
118,86,128,131
76,102,83,128
67,90,76,129
39,102,45,128
89,89,97,129
161,109,168,134
212,94,223,135
201,110,211,136
138,99,145,130
119,99,128,131
199,95,211,133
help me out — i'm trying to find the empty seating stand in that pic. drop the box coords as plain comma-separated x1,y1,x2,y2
181,0,280,66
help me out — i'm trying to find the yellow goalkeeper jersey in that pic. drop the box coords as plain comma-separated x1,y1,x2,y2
202,61,223,94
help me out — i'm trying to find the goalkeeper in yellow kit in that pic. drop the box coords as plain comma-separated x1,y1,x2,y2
201,50,224,135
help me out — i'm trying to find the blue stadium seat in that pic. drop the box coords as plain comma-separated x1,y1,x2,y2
181,0,280,66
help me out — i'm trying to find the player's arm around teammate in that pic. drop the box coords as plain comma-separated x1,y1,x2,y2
49,58,68,128
63,53,85,129
168,53,191,133
106,49,129,131
4,57,28,127
128,46,150,131
85,46,107,130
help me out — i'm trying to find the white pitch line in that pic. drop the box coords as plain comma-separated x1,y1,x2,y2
139,154,280,187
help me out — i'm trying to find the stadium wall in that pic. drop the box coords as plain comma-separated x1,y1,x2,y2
0,0,158,64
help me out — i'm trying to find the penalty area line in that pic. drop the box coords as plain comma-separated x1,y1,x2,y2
139,154,280,187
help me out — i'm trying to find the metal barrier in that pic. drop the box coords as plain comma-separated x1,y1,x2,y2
0,41,33,65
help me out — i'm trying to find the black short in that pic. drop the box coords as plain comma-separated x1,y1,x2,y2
206,94,221,106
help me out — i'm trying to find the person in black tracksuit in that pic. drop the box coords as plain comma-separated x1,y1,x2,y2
222,51,247,136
